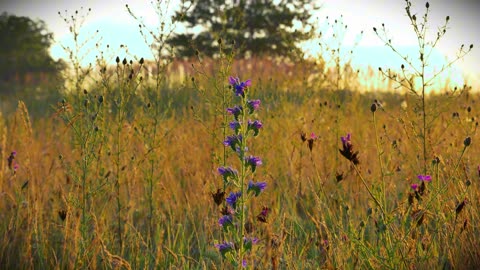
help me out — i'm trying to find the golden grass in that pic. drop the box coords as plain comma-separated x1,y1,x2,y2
0,58,478,269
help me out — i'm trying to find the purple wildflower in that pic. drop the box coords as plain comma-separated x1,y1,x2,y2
257,206,270,223
218,166,238,182
226,192,242,209
215,241,234,257
218,215,233,228
229,121,241,133
229,76,251,97
339,133,360,165
248,180,267,196
341,133,351,146
242,260,247,268
247,120,263,136
247,99,261,113
411,183,419,191
245,155,262,172
224,135,242,151
307,132,318,151
227,105,243,120
417,175,432,182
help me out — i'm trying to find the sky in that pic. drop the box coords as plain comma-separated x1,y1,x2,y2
1,0,479,90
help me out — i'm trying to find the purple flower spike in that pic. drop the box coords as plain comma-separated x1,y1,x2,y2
229,76,251,97
247,99,261,113
417,175,432,182
215,241,234,257
245,155,262,172
248,180,267,196
226,191,242,209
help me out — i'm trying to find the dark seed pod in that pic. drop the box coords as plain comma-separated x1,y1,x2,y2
211,189,225,206
464,136,471,147
58,210,67,221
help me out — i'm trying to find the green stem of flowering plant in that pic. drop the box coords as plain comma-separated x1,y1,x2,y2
372,110,387,211
238,94,248,266
352,163,386,219
372,109,396,263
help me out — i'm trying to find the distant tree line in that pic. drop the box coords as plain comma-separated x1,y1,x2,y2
0,12,64,87
167,0,319,59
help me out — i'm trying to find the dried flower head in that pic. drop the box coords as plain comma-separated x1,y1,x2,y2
300,132,307,142
7,151,16,169
212,189,225,206
456,198,467,216
307,132,317,151
464,136,471,147
257,206,270,223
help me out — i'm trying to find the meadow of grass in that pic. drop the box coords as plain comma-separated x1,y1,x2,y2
0,2,479,269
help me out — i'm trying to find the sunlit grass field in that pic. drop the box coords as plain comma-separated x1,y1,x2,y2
1,2,479,269
0,56,478,269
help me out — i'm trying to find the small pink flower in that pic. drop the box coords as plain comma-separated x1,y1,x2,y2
417,175,432,182
411,183,419,191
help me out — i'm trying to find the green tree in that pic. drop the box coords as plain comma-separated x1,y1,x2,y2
0,12,63,87
168,0,319,59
